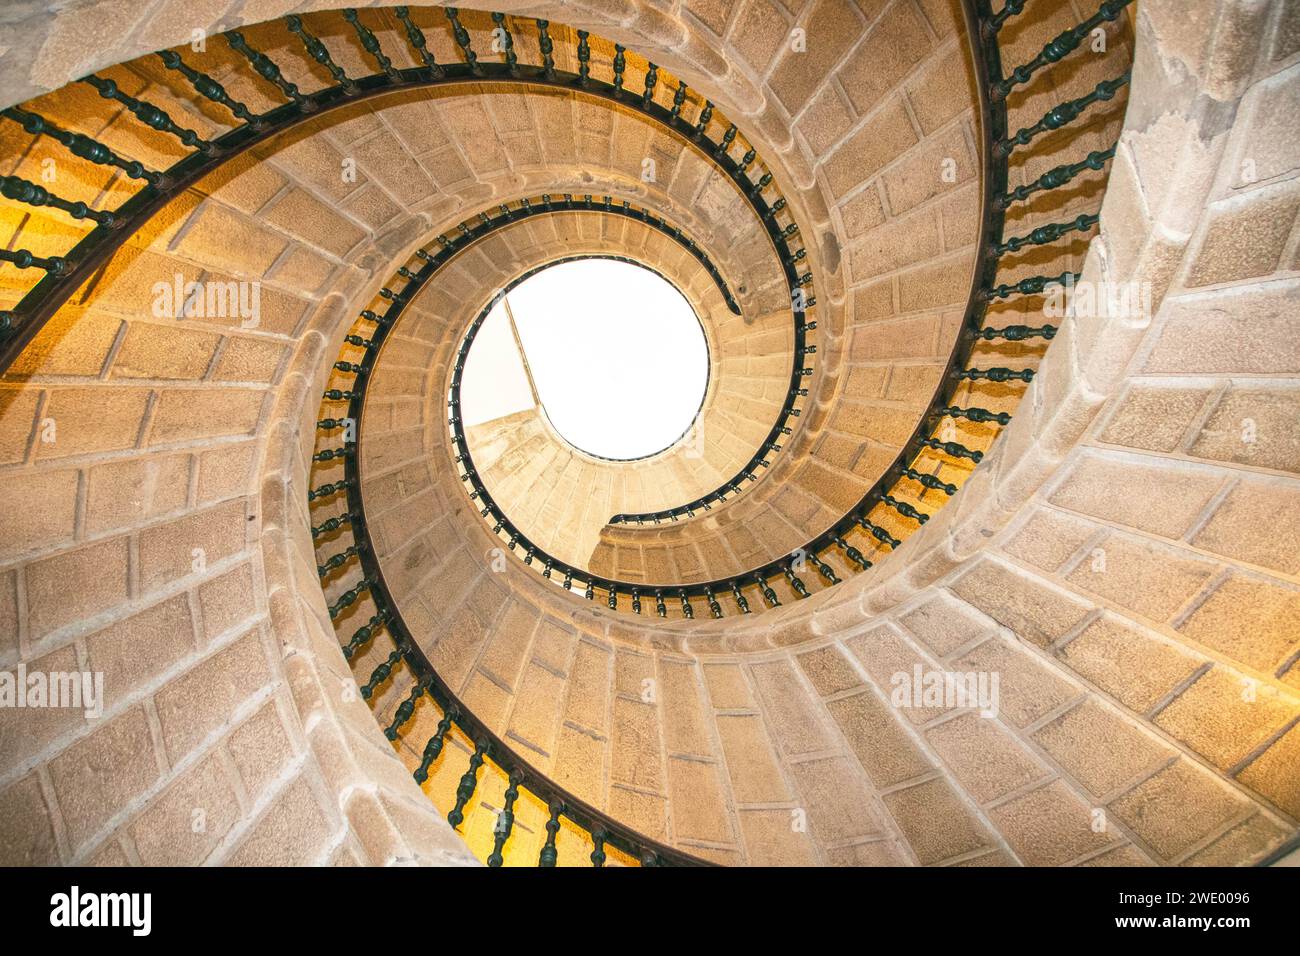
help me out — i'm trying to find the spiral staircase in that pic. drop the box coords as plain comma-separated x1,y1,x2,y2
0,0,1297,867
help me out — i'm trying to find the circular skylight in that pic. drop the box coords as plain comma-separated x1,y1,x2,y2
459,258,709,460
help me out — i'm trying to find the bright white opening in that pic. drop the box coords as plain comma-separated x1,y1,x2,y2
459,258,709,460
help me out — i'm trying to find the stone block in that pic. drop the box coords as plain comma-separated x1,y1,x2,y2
138,499,249,596
224,775,335,866
882,776,991,865
609,697,662,790
1192,477,1300,574
1189,386,1300,474
789,754,884,844
749,659,836,754
1107,760,1250,862
795,644,863,696
1048,453,1224,539
1065,533,1216,623
951,559,1092,648
84,593,195,704
1059,615,1204,714
26,536,130,639
505,661,565,759
738,808,819,866
34,387,149,460
986,780,1114,866
1178,572,1300,673
1237,721,1300,819
1099,384,1213,452
956,636,1079,729
48,705,161,852
0,774,59,865
130,749,240,866
153,629,274,763
926,712,1047,804
827,689,933,788
666,757,733,844
1153,667,1296,771
1032,699,1173,799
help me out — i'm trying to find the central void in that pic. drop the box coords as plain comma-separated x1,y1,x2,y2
459,258,709,460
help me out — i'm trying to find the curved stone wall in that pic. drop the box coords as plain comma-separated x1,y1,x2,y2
352,0,1300,865
1,0,1296,869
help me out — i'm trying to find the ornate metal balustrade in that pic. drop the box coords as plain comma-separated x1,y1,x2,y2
311,208,713,865
4,0,1136,863
0,4,814,411
437,0,1134,617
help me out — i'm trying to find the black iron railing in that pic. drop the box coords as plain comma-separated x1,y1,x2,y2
440,0,1134,617
0,3,1133,625
0,6,814,416
311,198,713,866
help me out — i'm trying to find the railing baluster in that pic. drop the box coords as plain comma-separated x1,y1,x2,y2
3,107,162,186
0,175,114,226
993,0,1131,100
879,494,930,524
286,14,357,93
612,44,626,93
361,647,403,699
994,213,1099,257
988,0,1027,33
343,9,401,82
919,438,984,463
385,679,426,738
997,73,1129,157
414,706,456,783
981,271,1078,301
642,61,657,109
394,5,443,76
730,581,751,614
445,8,480,74
156,51,258,127
0,248,67,275
956,367,1036,384
308,477,352,501
997,147,1116,210
808,553,839,585
490,13,518,73
783,564,809,598
311,511,356,539
705,586,723,619
342,610,387,660
318,543,363,577
834,534,872,570
81,76,212,152
857,518,900,550
671,80,687,120
224,31,304,105
448,740,488,828
536,19,555,78
694,99,713,134
975,324,1056,341
590,828,607,867
538,800,563,867
938,405,1011,426
575,29,591,84
901,468,957,497
329,577,372,619
487,770,522,867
